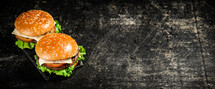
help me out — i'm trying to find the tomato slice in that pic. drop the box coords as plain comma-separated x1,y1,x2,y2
74,62,78,67
15,35,34,42
44,61,78,68
44,63,65,68
50,26,56,33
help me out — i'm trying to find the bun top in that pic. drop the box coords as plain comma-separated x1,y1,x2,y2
14,10,54,36
35,33,78,60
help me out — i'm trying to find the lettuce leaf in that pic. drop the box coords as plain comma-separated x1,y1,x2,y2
78,46,86,60
15,40,36,49
54,20,62,33
34,46,86,77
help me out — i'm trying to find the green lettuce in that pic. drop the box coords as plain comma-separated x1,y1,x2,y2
54,20,62,33
78,46,86,60
34,46,86,77
15,40,36,49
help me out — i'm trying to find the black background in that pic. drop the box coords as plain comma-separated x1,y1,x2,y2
1,0,215,88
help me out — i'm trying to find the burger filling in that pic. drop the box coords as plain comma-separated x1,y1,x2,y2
38,53,79,70
12,25,56,42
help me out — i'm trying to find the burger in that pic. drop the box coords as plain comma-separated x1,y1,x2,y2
34,33,86,77
12,10,62,49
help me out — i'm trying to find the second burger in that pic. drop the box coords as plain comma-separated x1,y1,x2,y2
35,33,86,77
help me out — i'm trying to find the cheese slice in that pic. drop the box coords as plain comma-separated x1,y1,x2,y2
12,29,44,41
39,57,73,66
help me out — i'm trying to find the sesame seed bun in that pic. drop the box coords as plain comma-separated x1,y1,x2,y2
14,10,54,36
35,33,78,61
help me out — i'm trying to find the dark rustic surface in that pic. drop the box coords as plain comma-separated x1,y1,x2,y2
1,0,215,88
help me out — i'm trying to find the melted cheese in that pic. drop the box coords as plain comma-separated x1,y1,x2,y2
39,58,73,65
11,29,44,41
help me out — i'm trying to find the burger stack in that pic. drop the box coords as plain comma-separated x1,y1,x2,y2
12,10,86,77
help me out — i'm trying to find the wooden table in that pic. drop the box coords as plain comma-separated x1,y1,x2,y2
0,0,215,88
